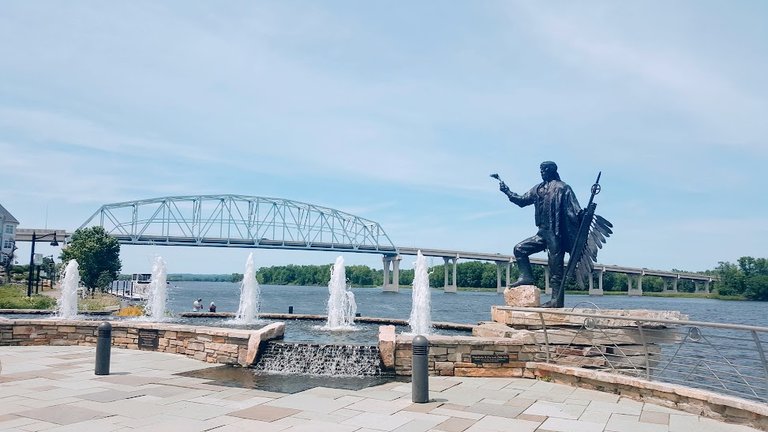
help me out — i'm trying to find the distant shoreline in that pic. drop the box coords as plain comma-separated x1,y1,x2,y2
153,279,747,301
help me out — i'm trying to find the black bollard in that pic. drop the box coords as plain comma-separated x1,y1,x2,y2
412,335,429,403
355,312,361,317
288,306,294,314
95,322,112,375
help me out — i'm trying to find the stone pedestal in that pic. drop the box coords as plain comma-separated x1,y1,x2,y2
491,307,687,328
245,322,286,366
378,325,396,369
503,285,541,307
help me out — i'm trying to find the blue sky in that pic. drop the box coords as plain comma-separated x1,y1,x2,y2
2,1,766,274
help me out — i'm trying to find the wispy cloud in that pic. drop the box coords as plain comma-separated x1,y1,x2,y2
1,2,766,273
508,3,768,154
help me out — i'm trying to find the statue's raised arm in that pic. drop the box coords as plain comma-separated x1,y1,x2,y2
492,173,536,208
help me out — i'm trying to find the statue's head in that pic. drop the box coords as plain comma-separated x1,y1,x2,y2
540,161,561,181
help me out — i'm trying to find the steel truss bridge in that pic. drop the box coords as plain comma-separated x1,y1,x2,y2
80,195,397,254
69,194,716,295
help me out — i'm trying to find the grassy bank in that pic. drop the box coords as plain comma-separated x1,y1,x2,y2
0,284,57,309
0,284,122,311
79,293,122,311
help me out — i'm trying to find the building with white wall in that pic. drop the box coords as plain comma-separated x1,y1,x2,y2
0,203,19,266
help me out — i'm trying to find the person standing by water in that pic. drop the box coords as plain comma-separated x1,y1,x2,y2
209,302,217,312
192,298,202,311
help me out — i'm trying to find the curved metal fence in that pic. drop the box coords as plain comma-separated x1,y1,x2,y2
510,308,768,403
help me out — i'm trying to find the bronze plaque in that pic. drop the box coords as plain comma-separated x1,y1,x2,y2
471,354,509,364
138,329,159,350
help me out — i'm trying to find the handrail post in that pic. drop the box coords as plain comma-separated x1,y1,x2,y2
635,321,651,380
538,312,551,363
751,330,768,400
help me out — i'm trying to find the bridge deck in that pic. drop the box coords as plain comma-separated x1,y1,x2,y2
13,228,716,282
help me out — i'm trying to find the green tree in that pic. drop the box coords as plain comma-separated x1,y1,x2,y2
745,275,768,301
713,257,768,300
428,264,444,288
714,261,743,296
398,268,414,286
59,226,122,293
347,265,373,287
642,276,664,292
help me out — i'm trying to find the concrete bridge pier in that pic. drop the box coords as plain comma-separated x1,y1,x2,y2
382,255,401,292
505,262,511,291
443,256,457,293
495,262,509,293
544,267,552,295
627,274,643,296
695,280,711,294
589,269,605,296
662,276,679,293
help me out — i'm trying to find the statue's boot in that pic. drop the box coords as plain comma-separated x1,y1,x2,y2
542,275,565,308
510,256,535,287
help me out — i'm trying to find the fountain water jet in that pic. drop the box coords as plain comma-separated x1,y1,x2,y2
323,256,357,330
145,256,168,320
234,252,260,324
408,250,432,335
56,259,80,319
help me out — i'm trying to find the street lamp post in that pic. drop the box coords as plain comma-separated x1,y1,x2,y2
27,232,58,297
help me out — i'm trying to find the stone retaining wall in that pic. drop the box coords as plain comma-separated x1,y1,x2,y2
380,326,538,378
0,319,284,366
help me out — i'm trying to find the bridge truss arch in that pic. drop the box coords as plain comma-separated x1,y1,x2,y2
80,195,397,254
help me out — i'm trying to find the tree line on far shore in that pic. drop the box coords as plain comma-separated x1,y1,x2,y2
4,227,766,301
246,258,767,301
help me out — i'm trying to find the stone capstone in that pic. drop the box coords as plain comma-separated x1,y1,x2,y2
472,322,536,343
491,306,688,328
503,285,540,307
245,322,285,366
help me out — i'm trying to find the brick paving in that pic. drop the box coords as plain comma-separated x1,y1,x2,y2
0,345,762,431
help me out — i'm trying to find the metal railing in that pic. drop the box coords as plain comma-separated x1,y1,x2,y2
510,307,768,403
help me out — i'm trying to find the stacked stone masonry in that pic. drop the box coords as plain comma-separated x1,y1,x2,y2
0,319,286,366
389,333,538,379
485,306,688,373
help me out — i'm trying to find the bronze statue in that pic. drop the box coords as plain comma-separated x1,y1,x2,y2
493,162,612,308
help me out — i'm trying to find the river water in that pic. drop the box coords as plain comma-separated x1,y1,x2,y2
167,282,768,327
7,281,766,398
